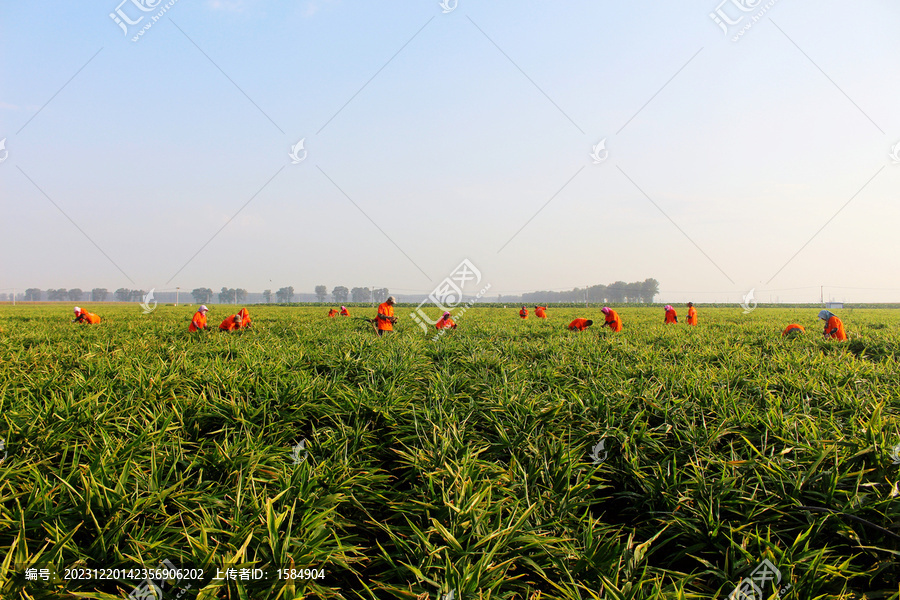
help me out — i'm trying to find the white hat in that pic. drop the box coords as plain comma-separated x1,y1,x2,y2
199,305,209,312
73,306,82,314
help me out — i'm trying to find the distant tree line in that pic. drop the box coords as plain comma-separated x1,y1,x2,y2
520,278,660,304
22,288,113,302
312,285,389,304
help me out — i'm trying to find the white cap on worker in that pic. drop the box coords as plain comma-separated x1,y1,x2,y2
73,306,82,314
199,305,209,312
387,296,396,303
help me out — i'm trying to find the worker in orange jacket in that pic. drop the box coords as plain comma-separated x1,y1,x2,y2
73,306,101,324
686,302,698,326
818,310,847,340
375,296,397,336
664,305,678,324
568,318,593,331
189,305,209,332
535,306,547,319
600,307,622,332
519,306,528,319
436,311,457,330
782,323,805,337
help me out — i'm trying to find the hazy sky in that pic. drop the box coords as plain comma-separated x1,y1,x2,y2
1,1,898,303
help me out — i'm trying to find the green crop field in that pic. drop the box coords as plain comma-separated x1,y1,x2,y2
0,304,898,600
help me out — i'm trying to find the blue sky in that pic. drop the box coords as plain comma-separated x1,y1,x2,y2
1,0,898,303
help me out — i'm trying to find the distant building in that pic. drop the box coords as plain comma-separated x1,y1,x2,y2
825,302,843,309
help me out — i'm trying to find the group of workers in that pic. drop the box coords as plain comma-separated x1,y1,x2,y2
68,300,849,341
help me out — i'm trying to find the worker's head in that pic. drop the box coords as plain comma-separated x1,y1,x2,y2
443,311,450,318
199,305,209,313
818,310,833,321
73,306,82,315
687,302,693,307
234,315,242,323
585,320,594,327
387,296,396,305
341,306,345,310
664,305,673,311
601,307,610,315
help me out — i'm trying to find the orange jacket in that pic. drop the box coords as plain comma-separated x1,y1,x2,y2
189,311,207,332
219,315,241,331
535,307,547,318
568,318,591,331
340,308,350,317
436,316,457,330
824,316,847,340
327,309,338,318
376,302,394,331
664,309,678,324
782,324,805,336
604,310,622,332
74,311,101,324
687,307,697,326
237,308,251,329
519,308,528,319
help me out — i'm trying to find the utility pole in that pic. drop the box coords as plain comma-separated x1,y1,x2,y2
175,287,179,306
820,286,824,305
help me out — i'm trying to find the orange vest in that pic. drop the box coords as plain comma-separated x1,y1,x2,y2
568,318,591,331
535,307,547,318
327,309,338,318
436,317,456,330
189,311,207,332
604,310,622,332
220,315,240,331
687,307,697,326
76,311,101,324
782,324,804,336
237,308,251,328
519,308,528,319
340,308,350,317
824,316,847,340
665,309,677,324
376,302,394,331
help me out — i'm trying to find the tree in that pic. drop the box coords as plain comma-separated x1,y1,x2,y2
25,288,41,301
314,285,328,302
607,281,628,303
91,288,108,302
192,288,213,304
219,287,234,303
47,288,68,301
372,288,389,304
351,287,372,303
114,288,131,302
625,282,643,303
130,290,146,302
68,288,83,302
332,286,349,304
641,278,660,304
263,289,272,303
235,288,248,303
276,286,295,303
